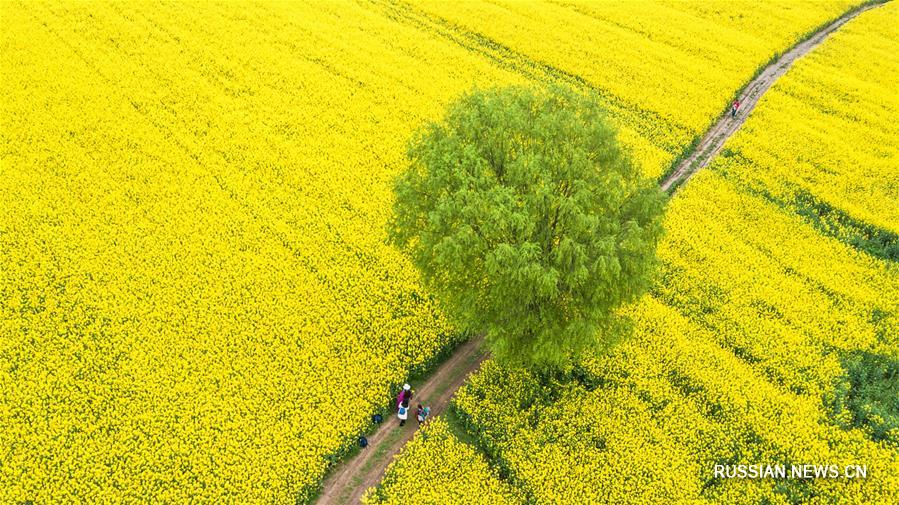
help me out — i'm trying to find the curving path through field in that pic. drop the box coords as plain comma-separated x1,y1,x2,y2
659,1,884,192
315,3,883,503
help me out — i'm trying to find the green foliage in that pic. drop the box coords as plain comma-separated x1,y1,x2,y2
827,351,899,447
389,86,666,369
792,189,899,262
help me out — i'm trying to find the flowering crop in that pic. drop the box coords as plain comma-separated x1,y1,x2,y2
711,1,899,236
450,4,899,503
456,293,898,504
454,168,899,501
0,0,881,503
0,1,522,502
409,0,860,179
363,418,521,505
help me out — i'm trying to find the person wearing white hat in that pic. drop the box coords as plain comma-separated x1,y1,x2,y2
396,383,413,426
397,383,412,408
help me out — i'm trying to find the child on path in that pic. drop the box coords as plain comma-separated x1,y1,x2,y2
416,404,431,425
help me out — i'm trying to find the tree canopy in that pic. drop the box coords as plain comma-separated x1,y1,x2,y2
389,86,666,369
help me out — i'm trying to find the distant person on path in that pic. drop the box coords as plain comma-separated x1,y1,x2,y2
398,397,410,427
416,404,430,425
732,98,740,117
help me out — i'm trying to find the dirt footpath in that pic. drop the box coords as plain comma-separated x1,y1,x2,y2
316,336,487,505
660,2,882,192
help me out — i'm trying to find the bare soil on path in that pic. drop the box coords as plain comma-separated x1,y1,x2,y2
316,336,487,505
315,3,883,503
659,2,883,192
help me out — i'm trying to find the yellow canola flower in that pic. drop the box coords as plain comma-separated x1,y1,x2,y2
713,1,899,235
409,0,861,178
363,418,522,505
0,0,881,503
455,292,897,504
442,4,898,503
1,1,502,502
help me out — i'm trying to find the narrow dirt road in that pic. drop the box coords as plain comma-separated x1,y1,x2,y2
659,2,882,192
316,336,487,505
315,3,882,504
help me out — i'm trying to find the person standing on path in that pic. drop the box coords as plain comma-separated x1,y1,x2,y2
398,397,410,427
397,383,412,408
416,404,430,425
732,98,740,117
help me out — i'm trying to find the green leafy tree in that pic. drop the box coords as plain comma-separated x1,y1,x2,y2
389,86,666,369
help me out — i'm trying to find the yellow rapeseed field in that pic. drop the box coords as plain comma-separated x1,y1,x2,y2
0,0,882,503
1,1,519,501
362,418,521,505
445,3,899,504
410,0,860,178
713,1,899,235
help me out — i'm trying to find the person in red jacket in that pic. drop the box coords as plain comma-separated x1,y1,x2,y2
732,98,741,118
396,383,412,408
